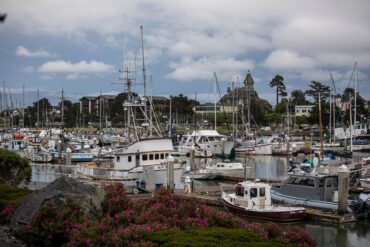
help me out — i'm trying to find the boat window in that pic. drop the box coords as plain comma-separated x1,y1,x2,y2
260,187,265,197
155,154,159,160
116,156,120,162
333,178,338,187
302,178,315,187
292,177,302,185
160,153,164,159
318,179,324,187
326,179,332,188
149,154,154,160
128,156,132,162
287,177,296,184
250,188,257,198
235,186,244,196
142,154,148,161
165,153,169,157
208,136,215,142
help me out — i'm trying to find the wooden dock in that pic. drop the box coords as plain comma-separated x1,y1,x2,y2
305,208,357,224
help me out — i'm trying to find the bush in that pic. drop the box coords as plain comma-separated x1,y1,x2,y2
20,186,316,247
149,227,287,247
0,184,31,224
0,149,31,186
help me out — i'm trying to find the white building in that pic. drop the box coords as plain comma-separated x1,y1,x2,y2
295,105,314,117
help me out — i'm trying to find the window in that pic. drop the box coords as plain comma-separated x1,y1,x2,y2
155,154,159,160
302,110,307,113
319,179,324,187
292,177,302,185
326,179,332,188
260,187,265,197
287,177,296,184
333,178,338,187
235,185,244,196
149,154,154,160
165,153,169,157
142,154,148,161
302,178,315,187
250,188,257,198
160,153,165,159
128,156,132,162
208,136,215,142
116,156,120,162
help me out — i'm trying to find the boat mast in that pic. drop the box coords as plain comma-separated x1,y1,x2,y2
318,91,324,159
349,97,353,152
22,84,25,127
61,88,64,128
232,81,235,141
330,73,336,144
37,89,39,130
213,72,218,131
140,26,149,135
354,62,357,129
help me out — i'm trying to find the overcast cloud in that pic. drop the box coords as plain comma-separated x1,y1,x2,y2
1,0,369,105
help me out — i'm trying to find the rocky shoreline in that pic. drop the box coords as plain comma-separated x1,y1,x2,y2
0,225,24,247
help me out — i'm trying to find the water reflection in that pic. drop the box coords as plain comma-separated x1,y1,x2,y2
301,220,370,247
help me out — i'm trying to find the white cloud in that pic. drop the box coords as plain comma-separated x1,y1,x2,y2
167,56,254,81
38,60,115,74
16,46,51,57
264,50,315,71
22,66,34,73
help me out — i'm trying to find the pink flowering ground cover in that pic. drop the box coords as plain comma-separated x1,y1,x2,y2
16,183,316,247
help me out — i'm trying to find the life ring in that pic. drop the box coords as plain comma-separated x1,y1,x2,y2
361,130,366,134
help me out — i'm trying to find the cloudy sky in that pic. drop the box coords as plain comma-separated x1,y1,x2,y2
1,0,369,107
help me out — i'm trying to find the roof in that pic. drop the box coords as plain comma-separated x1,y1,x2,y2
79,96,98,101
190,130,225,137
98,95,117,100
144,96,169,101
243,70,254,87
295,105,315,109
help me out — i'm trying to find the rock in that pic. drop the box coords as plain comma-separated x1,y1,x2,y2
10,176,106,231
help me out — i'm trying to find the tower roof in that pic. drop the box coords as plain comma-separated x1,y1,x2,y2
243,70,254,87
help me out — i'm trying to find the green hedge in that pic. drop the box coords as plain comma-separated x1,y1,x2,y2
0,184,31,209
0,148,31,186
149,227,288,247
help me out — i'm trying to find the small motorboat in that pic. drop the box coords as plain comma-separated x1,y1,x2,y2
221,180,306,222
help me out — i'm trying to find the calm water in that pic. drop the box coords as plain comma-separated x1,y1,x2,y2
30,154,370,247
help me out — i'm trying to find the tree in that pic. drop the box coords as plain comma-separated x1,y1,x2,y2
0,149,31,186
341,87,369,125
291,90,308,105
305,81,330,102
269,75,286,106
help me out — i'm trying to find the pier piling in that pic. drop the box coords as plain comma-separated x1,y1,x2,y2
338,164,349,214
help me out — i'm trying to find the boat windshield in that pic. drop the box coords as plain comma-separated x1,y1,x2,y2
236,185,244,196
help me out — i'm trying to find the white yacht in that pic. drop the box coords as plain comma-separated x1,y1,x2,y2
177,130,227,156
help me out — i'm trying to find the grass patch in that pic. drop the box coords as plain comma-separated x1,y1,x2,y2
149,227,288,247
0,184,32,209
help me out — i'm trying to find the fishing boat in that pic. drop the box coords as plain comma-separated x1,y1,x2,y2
221,180,306,222
271,172,364,213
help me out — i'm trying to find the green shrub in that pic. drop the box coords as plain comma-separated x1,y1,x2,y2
149,227,288,247
0,149,31,186
0,184,31,209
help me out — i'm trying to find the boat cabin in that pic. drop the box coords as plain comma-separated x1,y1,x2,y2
233,181,272,209
272,173,339,202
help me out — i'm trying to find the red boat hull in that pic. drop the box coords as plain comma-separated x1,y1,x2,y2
221,197,306,222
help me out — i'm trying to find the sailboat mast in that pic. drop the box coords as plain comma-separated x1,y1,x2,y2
213,72,217,131
318,91,324,159
22,84,25,127
61,88,64,128
37,89,39,130
140,26,148,127
354,62,357,129
329,89,332,143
